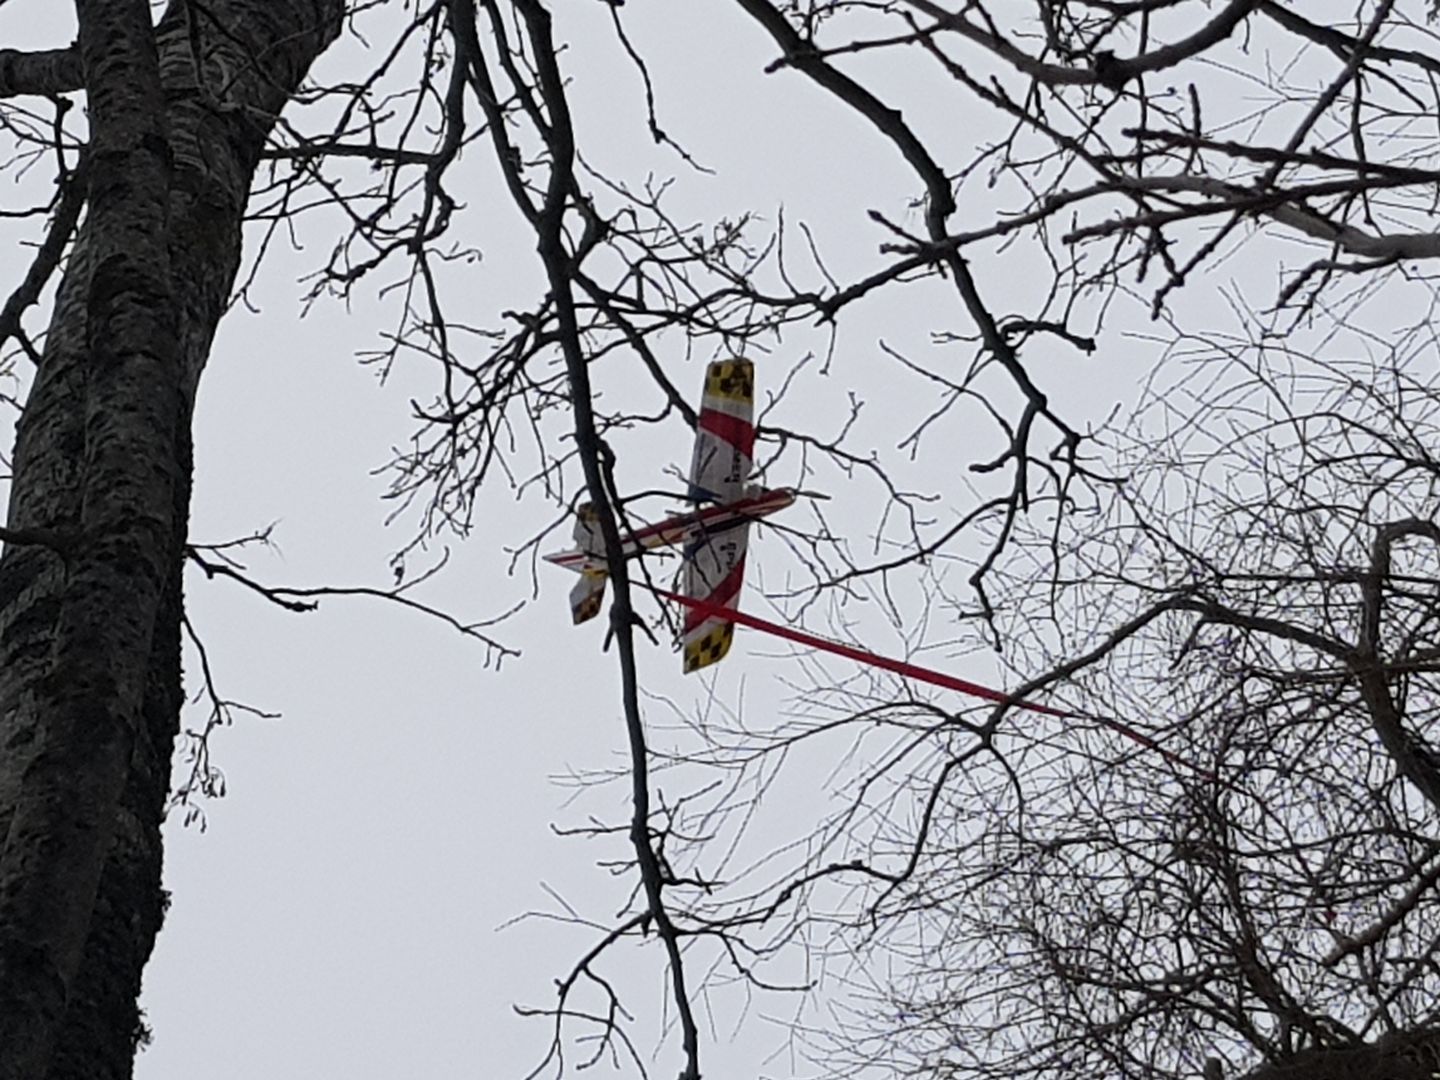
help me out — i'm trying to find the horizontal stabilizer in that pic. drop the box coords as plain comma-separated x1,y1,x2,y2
569,569,607,625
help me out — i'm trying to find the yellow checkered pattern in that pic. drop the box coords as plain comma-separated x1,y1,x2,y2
571,569,606,625
704,359,753,404
683,622,735,673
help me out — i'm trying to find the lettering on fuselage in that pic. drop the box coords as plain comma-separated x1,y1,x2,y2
689,444,748,504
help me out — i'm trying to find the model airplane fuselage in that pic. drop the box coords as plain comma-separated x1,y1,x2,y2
544,358,788,672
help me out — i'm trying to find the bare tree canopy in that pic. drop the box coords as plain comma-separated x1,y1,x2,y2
4,2,1440,1079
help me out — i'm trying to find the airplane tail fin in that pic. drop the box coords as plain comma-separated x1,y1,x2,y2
573,501,602,550
560,502,609,623
569,568,608,625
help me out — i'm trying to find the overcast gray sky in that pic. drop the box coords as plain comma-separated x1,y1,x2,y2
0,3,1152,1077
130,7,971,1078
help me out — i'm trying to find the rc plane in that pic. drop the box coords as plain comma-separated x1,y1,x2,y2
544,360,1205,776
543,358,796,672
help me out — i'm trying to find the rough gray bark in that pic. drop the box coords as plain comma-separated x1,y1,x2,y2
0,2,343,1077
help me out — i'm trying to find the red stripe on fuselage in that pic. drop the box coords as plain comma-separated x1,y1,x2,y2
699,407,754,457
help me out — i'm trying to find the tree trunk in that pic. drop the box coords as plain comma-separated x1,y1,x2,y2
0,3,343,1077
